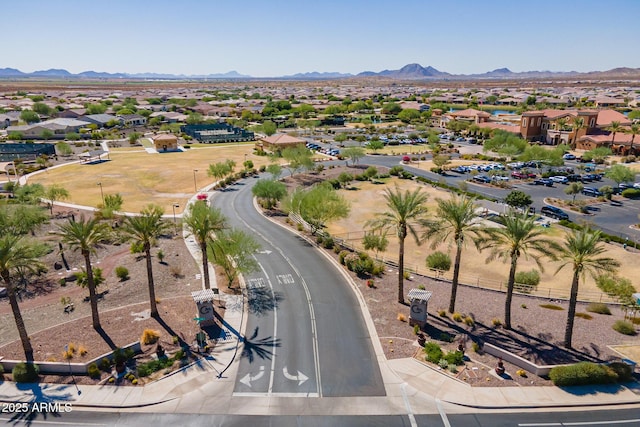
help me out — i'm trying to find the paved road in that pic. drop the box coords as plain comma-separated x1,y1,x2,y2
212,178,385,398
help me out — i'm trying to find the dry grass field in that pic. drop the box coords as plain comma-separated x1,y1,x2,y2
326,177,640,299
28,144,272,214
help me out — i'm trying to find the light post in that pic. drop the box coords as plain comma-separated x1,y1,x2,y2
97,182,105,206
193,169,198,192
172,203,179,235
65,345,81,396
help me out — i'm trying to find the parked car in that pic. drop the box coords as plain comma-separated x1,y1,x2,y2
582,187,602,197
562,153,576,160
549,176,569,184
532,178,554,187
540,206,569,221
450,166,469,173
473,175,492,183
511,171,536,179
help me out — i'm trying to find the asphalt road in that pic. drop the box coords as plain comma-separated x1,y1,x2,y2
6,406,640,426
212,177,385,398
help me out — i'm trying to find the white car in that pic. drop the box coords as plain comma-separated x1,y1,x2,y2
549,176,569,184
633,183,640,189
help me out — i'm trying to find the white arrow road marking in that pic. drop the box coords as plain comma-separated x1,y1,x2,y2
257,250,272,254
239,365,265,388
283,366,309,386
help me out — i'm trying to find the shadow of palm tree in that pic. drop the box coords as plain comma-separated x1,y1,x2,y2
246,287,283,316
240,326,281,364
95,326,117,350
7,382,76,425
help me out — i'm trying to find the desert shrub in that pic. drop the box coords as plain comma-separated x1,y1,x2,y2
175,349,186,360
613,320,636,335
343,253,360,271
471,342,480,353
12,363,39,383
608,361,633,383
438,309,447,317
575,312,593,320
549,362,617,386
371,262,385,276
586,303,611,315
516,369,527,377
424,342,443,364
124,348,136,360
338,250,350,265
444,350,464,366
426,251,451,271
413,324,420,335
157,250,165,263
539,303,564,310
389,165,404,176
448,364,458,373
403,270,411,280
296,223,304,231
0,363,3,375
353,257,374,276
169,265,183,278
491,318,502,327
141,329,161,345
78,345,88,356
514,269,540,291
438,359,449,369
397,313,407,322
115,266,129,281
99,357,111,372
322,236,334,249
464,316,475,326
87,363,101,379
452,312,463,322
62,349,73,360
68,342,77,353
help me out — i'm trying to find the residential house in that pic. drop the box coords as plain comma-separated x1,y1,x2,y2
6,118,89,139
79,114,119,127
119,114,147,127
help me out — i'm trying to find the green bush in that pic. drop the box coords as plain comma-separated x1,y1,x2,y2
424,342,443,364
99,357,111,372
549,362,618,386
621,188,640,199
514,269,540,291
389,166,404,176
607,361,633,383
613,320,636,336
115,266,129,281
87,362,101,379
539,303,564,310
338,250,350,265
586,303,611,315
12,363,39,383
322,236,334,249
444,350,464,366
0,363,4,375
426,251,451,271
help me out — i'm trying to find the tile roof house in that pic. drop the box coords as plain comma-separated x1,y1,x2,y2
257,133,305,152
152,133,179,152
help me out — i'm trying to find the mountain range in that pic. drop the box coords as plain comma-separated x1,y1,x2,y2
1,64,639,80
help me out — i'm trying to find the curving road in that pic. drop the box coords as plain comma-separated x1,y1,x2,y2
212,177,385,398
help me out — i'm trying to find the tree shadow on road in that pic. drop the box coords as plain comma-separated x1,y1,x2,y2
240,326,281,363
7,382,76,426
245,287,283,316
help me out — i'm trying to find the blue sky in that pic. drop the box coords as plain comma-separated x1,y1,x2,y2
4,0,639,77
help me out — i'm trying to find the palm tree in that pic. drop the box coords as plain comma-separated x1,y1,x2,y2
366,186,430,304
571,117,584,148
121,204,170,317
478,211,560,330
0,234,45,361
55,216,111,330
183,201,228,289
555,228,620,348
627,123,639,154
607,121,621,149
423,194,483,313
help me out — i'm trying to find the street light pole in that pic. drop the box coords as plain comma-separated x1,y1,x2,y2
97,182,105,206
193,169,198,192
172,203,179,235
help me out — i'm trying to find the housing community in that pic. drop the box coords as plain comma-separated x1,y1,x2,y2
0,82,638,163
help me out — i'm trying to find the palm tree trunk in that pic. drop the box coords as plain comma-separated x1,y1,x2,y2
145,245,158,317
201,242,210,289
504,255,518,330
398,235,405,304
2,272,34,362
84,252,101,330
564,272,580,348
448,242,463,313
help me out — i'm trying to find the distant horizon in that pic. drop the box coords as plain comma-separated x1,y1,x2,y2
2,63,638,79
4,0,640,77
